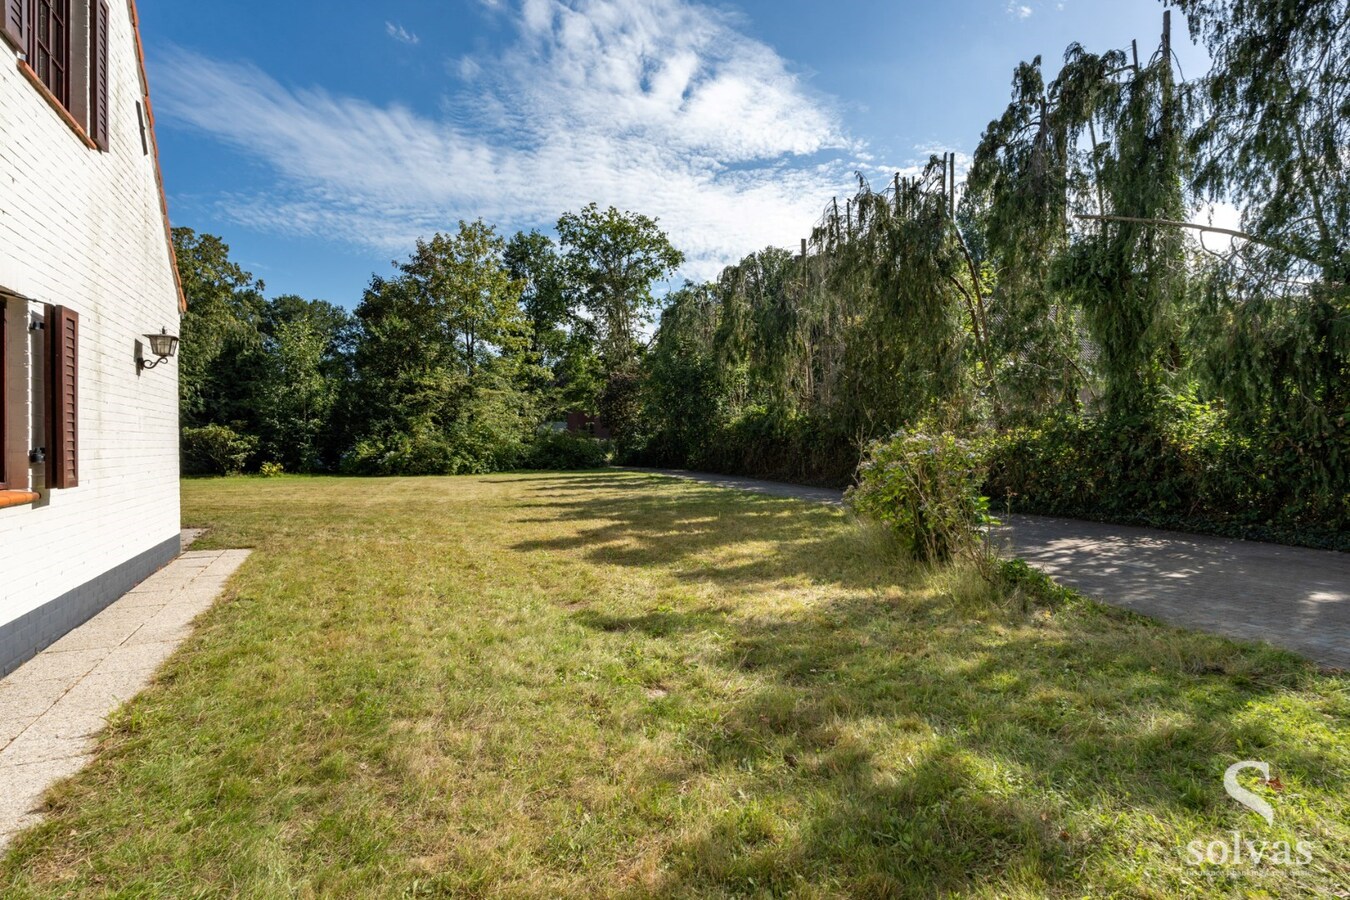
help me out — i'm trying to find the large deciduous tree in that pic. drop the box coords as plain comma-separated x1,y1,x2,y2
556,203,684,370
398,221,528,378
556,204,683,444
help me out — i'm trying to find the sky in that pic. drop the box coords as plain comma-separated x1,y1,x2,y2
139,0,1210,308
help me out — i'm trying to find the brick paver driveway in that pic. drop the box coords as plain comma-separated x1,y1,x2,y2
633,469,1349,670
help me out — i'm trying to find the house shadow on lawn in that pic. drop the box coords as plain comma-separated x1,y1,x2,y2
513,472,1345,896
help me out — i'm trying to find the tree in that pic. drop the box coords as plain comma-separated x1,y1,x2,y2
966,57,1086,422
345,224,539,475
556,203,684,369
555,204,684,446
1168,0,1348,499
1170,0,1348,284
639,282,727,464
254,295,354,472
504,230,570,363
398,221,529,378
1053,39,1191,420
255,316,332,472
350,274,467,446
172,228,264,429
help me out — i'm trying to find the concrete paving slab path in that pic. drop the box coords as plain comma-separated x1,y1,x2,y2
634,468,1349,670
0,537,249,851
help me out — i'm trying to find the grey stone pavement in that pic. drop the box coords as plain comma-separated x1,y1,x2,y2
0,535,250,851
634,469,1349,670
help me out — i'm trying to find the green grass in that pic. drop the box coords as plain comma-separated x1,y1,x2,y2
2,472,1346,898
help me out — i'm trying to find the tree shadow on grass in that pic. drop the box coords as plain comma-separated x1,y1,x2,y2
602,601,1339,894
519,473,1344,896
512,476,887,594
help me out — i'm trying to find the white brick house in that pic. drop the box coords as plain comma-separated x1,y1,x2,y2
0,0,184,675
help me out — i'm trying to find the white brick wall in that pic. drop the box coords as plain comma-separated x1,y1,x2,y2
0,1,181,630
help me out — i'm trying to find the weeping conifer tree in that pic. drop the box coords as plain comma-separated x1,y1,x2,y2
1173,0,1348,513
1054,32,1191,422
966,58,1088,424
822,164,975,436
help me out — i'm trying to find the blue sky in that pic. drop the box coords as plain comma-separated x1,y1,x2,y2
140,0,1208,308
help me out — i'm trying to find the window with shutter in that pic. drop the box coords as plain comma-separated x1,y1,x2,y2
88,0,109,150
29,0,73,110
44,304,78,490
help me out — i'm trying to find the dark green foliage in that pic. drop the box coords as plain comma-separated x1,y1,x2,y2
626,283,727,467
522,431,609,470
1170,0,1349,501
182,424,258,476
255,295,354,472
1055,42,1191,419
632,408,858,489
173,228,266,429
983,399,1349,550
338,221,543,476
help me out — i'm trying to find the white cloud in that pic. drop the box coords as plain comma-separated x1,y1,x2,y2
385,21,420,45
1006,2,1033,19
453,56,482,80
157,0,890,280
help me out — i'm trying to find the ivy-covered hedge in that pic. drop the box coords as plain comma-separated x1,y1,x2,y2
982,402,1349,551
635,397,1347,552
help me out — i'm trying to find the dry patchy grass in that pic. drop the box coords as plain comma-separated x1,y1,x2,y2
0,472,1345,898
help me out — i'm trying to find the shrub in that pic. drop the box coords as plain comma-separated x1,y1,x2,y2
182,424,257,476
848,426,994,563
524,430,609,470
258,461,285,478
341,426,460,476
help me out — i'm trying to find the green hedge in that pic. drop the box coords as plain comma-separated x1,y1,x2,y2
982,403,1348,551
627,407,859,488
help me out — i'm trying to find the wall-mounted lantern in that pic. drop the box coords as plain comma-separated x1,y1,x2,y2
138,327,180,371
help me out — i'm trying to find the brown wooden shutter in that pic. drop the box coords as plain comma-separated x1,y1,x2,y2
0,302,7,491
45,305,79,489
1,0,26,51
89,0,110,150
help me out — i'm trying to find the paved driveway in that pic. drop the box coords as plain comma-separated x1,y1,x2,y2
632,468,1349,670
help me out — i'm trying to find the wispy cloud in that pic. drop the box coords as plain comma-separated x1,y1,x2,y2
157,0,897,279
385,21,420,45
1005,1,1033,19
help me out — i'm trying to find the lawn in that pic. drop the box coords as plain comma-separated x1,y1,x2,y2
1,472,1346,897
